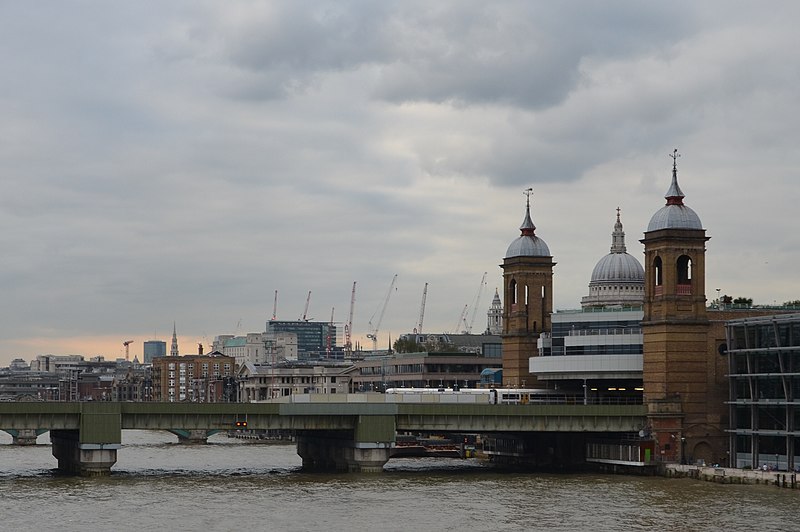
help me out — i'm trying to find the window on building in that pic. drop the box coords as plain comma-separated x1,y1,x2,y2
677,255,692,284
653,256,663,286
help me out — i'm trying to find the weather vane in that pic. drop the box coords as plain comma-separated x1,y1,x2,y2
669,148,681,171
524,187,533,206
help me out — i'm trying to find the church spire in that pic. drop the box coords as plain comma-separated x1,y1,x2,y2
665,148,685,205
170,322,179,357
610,207,627,253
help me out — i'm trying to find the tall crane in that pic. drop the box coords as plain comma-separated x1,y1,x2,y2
452,305,468,334
123,340,134,362
301,291,312,321
367,274,397,351
467,272,488,334
345,281,356,358
414,283,428,334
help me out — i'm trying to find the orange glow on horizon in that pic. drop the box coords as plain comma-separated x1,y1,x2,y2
0,334,207,366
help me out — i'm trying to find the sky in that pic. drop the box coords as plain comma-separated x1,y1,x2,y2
1,1,799,366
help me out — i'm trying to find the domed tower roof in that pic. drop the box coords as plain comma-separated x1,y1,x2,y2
505,188,550,258
582,208,644,308
647,149,703,231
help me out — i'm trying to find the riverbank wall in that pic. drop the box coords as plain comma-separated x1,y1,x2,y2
662,464,798,489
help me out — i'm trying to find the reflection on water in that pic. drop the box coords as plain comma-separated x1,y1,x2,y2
1,430,798,532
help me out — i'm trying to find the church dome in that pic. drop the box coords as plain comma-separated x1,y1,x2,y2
591,252,644,283
647,205,702,231
505,189,551,258
647,149,703,231
581,209,644,309
506,234,550,258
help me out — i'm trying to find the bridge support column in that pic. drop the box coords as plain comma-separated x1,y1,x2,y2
50,429,120,477
170,429,213,444
346,443,392,473
296,415,395,473
296,435,391,473
8,429,40,445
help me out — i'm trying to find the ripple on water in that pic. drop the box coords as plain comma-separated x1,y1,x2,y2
2,432,799,531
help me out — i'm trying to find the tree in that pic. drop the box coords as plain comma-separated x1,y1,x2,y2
732,297,753,307
393,337,422,354
783,300,800,308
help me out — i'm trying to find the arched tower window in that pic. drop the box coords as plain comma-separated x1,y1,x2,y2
677,255,692,295
677,255,692,283
510,279,517,305
653,256,663,296
524,285,529,305
653,257,663,286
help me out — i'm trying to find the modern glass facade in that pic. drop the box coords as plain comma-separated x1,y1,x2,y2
539,307,644,357
727,313,800,470
143,341,167,364
267,320,337,360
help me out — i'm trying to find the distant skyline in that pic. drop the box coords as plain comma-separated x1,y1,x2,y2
2,2,799,365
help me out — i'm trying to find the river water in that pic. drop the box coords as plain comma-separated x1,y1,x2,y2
0,430,797,531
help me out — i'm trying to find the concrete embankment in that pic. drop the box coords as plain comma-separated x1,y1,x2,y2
663,464,798,489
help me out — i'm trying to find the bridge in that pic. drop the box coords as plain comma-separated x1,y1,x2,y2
0,395,646,475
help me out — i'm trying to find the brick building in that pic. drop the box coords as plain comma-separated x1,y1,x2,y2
151,352,236,402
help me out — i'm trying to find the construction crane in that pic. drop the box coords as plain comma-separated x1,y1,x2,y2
467,272,488,334
123,340,134,362
345,281,356,358
414,283,428,334
301,290,312,321
271,290,278,321
452,305,468,333
367,274,397,352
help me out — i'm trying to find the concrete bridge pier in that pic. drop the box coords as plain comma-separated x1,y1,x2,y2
297,435,339,471
50,429,120,477
170,429,215,444
344,443,393,473
296,434,392,473
4,429,41,445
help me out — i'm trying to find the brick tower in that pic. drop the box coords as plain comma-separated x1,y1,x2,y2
501,188,555,388
641,150,711,464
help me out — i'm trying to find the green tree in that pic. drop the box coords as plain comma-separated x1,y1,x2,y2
783,300,800,308
732,297,753,307
393,337,422,353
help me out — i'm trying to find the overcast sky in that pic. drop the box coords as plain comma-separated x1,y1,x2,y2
1,1,798,365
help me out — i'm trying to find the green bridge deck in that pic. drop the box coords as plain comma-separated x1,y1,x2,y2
0,397,647,475
0,398,647,444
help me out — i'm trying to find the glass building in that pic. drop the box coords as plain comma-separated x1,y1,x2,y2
267,320,337,360
727,313,800,470
143,340,167,364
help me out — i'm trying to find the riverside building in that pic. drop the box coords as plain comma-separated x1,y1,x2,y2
509,151,797,467
726,313,800,470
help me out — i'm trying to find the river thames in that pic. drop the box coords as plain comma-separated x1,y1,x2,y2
0,430,797,531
